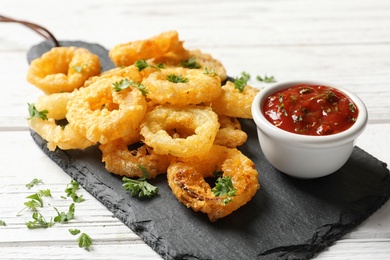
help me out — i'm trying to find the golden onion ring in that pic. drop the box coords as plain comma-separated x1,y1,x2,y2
214,116,248,148
211,81,259,119
66,76,147,144
109,31,181,67
100,135,172,178
140,105,219,157
35,92,75,120
27,47,101,94
142,67,221,106
28,117,94,151
167,145,260,222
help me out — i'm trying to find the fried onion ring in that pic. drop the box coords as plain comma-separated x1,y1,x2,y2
188,49,227,82
35,92,75,120
100,136,172,178
28,117,94,151
167,145,260,222
142,67,221,106
211,81,259,119
109,31,181,67
140,105,219,157
66,76,147,144
214,116,248,148
27,47,101,94
83,65,142,87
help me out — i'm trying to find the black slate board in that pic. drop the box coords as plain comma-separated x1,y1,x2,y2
31,119,390,260
28,41,390,259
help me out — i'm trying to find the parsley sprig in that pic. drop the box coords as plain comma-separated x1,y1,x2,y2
112,78,148,96
54,203,75,223
203,67,218,76
233,72,250,92
256,74,276,83
134,59,164,71
65,180,84,203
27,103,48,120
26,178,44,189
72,64,87,73
212,176,237,204
122,165,158,198
26,212,54,229
166,74,189,83
77,233,93,250
179,57,201,69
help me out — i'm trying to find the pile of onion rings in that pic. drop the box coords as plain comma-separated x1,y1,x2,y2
26,31,260,222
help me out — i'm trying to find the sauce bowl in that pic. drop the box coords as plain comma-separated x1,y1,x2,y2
251,80,368,178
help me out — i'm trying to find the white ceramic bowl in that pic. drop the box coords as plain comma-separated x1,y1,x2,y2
251,80,368,178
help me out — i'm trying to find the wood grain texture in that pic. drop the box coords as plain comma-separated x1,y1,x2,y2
1,0,389,259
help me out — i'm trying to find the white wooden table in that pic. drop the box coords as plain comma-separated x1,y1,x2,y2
1,0,390,259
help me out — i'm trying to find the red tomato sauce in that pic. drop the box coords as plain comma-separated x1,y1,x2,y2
262,84,359,136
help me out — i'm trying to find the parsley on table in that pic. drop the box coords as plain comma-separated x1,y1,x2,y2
27,103,48,120
122,165,158,198
256,74,276,83
212,176,237,204
179,57,201,69
69,228,81,235
233,72,250,92
54,203,75,223
65,180,84,203
26,212,54,229
26,178,44,189
166,74,189,83
77,233,92,250
0,220,6,226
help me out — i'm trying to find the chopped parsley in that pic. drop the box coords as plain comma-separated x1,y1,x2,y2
26,178,44,189
26,212,54,229
72,64,87,73
134,59,164,71
203,67,218,76
179,57,201,69
112,78,148,96
256,74,276,83
27,103,48,120
77,233,93,250
122,165,158,198
65,180,84,203
211,176,237,204
69,228,81,235
233,72,250,92
166,74,189,83
134,59,149,71
0,220,6,226
54,203,75,223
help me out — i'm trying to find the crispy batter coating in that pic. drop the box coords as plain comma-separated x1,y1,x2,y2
167,145,260,222
66,76,147,144
27,47,101,94
28,116,94,152
188,49,227,82
109,31,181,67
34,92,75,120
140,105,219,157
214,116,248,148
142,67,221,106
100,136,172,178
211,81,259,119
